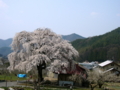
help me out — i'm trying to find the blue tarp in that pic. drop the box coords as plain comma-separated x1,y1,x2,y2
17,74,27,78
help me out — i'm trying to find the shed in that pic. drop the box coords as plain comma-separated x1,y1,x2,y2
54,64,88,86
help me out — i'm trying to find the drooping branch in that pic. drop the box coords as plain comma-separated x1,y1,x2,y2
8,28,79,82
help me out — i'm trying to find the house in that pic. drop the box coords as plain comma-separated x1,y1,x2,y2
98,60,120,75
54,64,88,86
79,61,98,70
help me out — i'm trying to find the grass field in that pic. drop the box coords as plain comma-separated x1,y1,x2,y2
105,82,120,90
0,74,27,81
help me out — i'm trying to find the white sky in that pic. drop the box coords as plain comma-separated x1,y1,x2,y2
0,0,120,39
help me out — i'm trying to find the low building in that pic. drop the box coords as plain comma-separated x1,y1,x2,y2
98,60,120,75
79,61,98,70
54,64,88,86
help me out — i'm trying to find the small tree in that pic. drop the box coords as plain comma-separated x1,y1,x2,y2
8,28,79,83
70,74,85,86
31,69,39,90
1,68,10,87
0,57,10,87
87,68,118,90
97,72,105,88
97,71,116,88
87,70,99,90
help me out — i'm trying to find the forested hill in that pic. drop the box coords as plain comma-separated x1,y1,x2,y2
72,27,120,62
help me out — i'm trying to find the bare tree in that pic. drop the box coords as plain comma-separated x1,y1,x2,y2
8,28,79,82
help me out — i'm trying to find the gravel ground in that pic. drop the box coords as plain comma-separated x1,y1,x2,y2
0,81,26,87
0,81,18,87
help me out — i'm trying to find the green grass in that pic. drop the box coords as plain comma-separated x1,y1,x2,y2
0,74,27,81
13,87,33,90
105,82,120,90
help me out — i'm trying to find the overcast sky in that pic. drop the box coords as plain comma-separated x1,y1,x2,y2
0,0,120,39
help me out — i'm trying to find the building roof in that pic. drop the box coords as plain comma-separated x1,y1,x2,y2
103,68,120,75
103,68,114,73
54,64,87,75
99,60,113,67
79,62,98,69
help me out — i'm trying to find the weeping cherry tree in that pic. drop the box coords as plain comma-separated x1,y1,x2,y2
8,28,79,82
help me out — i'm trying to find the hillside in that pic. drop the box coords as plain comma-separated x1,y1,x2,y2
0,34,84,57
0,38,12,48
0,34,84,48
72,27,120,62
0,47,12,58
62,33,85,41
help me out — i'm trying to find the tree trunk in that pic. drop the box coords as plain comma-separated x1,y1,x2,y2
91,87,94,90
98,84,103,88
37,65,43,82
90,84,97,90
37,61,46,82
90,84,94,90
